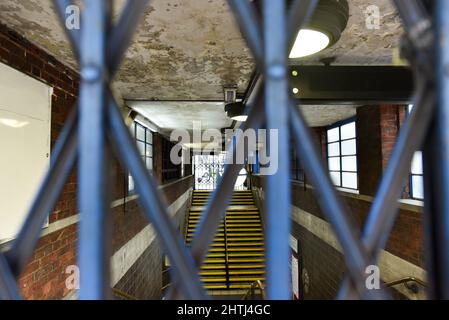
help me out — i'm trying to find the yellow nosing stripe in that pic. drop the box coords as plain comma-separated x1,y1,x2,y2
228,258,265,263
200,271,226,276
204,259,226,263
201,278,227,283
228,264,265,269
205,285,228,289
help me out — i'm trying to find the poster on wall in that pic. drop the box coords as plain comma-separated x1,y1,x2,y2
289,235,300,300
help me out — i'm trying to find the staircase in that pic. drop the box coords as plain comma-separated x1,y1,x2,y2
186,190,265,296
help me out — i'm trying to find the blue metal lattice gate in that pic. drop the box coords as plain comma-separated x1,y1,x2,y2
0,0,447,300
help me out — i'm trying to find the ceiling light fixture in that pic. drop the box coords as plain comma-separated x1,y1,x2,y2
225,102,247,122
289,0,349,59
0,118,29,128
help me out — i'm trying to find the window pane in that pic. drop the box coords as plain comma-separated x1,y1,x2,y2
342,172,357,189
342,156,357,172
146,130,153,144
136,141,145,156
412,175,424,199
341,139,356,156
328,157,340,171
128,175,134,192
411,151,423,175
146,157,153,171
146,144,153,157
136,124,145,141
327,127,339,143
330,172,341,186
327,142,340,157
341,122,356,140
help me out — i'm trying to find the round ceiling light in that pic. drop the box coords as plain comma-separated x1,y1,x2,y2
289,0,349,59
225,102,247,122
289,29,330,58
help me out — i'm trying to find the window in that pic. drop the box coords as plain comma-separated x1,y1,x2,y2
327,120,358,190
161,138,181,182
128,121,153,193
291,147,305,182
408,105,424,200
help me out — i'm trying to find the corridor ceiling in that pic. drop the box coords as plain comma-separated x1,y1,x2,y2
0,0,403,128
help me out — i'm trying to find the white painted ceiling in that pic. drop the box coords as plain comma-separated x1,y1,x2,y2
300,105,358,127
128,100,233,133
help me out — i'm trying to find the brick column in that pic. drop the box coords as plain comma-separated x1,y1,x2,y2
356,105,404,196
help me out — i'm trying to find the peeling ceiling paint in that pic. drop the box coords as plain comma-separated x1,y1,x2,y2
0,0,255,100
0,0,402,129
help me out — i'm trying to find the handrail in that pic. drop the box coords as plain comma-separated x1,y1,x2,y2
241,280,266,300
162,267,171,274
162,283,171,292
112,288,138,300
385,277,427,295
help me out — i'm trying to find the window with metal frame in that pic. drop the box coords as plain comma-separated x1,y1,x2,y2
326,119,358,190
408,105,424,200
291,147,305,182
128,121,153,193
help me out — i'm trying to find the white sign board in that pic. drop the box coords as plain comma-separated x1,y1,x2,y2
0,62,51,242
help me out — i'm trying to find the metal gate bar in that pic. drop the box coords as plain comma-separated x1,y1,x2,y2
0,0,446,300
424,0,449,299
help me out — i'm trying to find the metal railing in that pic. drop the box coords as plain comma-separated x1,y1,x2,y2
0,0,446,300
241,280,266,300
112,288,137,300
385,277,427,295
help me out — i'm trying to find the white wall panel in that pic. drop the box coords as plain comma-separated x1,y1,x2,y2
0,62,51,242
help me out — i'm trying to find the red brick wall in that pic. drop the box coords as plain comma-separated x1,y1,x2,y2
0,23,81,299
356,106,383,196
0,23,80,225
252,104,423,298
0,23,193,300
356,105,407,196
379,105,401,171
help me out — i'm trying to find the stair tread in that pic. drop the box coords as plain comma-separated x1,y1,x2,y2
228,258,265,263
229,277,265,282
229,270,265,275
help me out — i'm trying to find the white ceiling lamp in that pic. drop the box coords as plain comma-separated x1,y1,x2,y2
289,0,349,59
231,115,248,122
289,29,330,58
225,102,247,122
